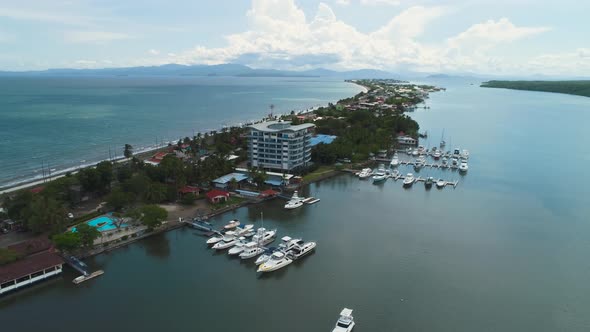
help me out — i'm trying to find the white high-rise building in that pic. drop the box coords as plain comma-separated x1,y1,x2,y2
248,120,315,171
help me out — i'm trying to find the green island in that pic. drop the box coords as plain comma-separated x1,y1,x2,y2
481,80,590,98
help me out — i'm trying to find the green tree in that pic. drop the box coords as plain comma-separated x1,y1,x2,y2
144,181,168,204
106,188,132,211
124,144,133,159
26,196,67,234
140,205,168,230
0,248,22,265
52,232,81,252
75,223,101,248
180,193,197,205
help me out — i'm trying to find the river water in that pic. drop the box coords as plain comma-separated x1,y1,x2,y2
1,78,590,331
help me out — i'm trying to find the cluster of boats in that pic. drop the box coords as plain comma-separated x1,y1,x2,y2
198,218,316,273
401,146,470,172
356,165,452,189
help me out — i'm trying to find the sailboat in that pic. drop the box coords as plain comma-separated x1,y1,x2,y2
440,129,446,148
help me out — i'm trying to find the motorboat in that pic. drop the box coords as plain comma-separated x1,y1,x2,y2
234,224,255,237
257,251,293,273
459,161,469,172
372,173,387,184
224,219,240,230
286,241,316,260
453,148,461,156
251,228,277,246
390,169,400,178
406,147,413,155
212,236,238,250
239,242,266,259
411,149,419,157
390,154,399,167
424,177,434,189
190,220,214,232
441,157,448,166
206,233,229,245
372,165,387,184
461,149,470,159
358,168,372,179
285,191,305,210
255,247,276,265
332,308,355,332
436,178,446,188
403,173,415,187
228,237,248,255
451,157,459,168
433,151,441,160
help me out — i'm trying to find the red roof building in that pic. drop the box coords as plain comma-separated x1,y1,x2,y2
178,186,200,195
258,189,278,198
206,189,230,204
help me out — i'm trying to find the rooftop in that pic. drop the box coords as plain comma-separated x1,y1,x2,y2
248,120,314,132
310,134,337,146
0,251,63,284
213,172,249,184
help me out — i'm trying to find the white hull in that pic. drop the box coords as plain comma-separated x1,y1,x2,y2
212,239,237,250
257,258,292,273
240,247,265,259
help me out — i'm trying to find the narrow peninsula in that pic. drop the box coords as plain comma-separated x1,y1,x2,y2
481,80,590,98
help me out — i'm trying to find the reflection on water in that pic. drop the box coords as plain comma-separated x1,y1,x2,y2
140,233,170,259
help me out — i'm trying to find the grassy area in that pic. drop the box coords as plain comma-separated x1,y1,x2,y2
210,196,246,211
303,165,338,183
481,80,590,98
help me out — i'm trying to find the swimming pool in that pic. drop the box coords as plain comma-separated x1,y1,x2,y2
72,214,128,232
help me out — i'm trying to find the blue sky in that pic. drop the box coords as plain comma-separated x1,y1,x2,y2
0,0,589,76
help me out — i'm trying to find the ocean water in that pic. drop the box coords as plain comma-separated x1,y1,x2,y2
0,76,363,188
2,78,590,331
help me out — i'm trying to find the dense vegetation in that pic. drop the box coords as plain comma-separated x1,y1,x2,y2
481,80,590,98
1,127,246,238
310,105,419,164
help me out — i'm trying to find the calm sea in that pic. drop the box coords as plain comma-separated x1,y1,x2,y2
1,78,590,331
0,76,363,188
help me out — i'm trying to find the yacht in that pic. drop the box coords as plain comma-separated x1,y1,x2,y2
406,147,413,155
411,149,419,157
424,177,434,189
403,173,415,187
390,154,399,167
212,236,238,250
358,168,372,179
251,228,277,246
234,224,254,237
224,219,240,230
228,237,248,255
254,247,276,265
332,308,355,332
372,165,387,184
285,191,305,210
206,233,230,245
239,242,266,259
451,157,459,168
461,149,470,160
390,169,400,178
441,157,448,166
433,150,441,160
257,251,293,273
453,148,461,156
436,178,446,188
286,241,316,260
459,161,469,172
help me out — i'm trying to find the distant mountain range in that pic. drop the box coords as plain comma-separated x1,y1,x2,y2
0,63,396,79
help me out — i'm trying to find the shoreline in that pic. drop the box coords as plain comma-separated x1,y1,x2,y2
0,81,364,194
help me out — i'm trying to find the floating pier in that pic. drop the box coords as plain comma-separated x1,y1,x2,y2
62,255,105,284
303,197,320,204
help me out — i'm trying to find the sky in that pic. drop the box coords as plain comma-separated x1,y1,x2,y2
0,0,589,76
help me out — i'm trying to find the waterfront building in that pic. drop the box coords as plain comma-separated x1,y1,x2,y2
247,120,315,171
206,189,230,204
0,237,64,295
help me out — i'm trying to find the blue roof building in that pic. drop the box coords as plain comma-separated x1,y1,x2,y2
310,134,337,147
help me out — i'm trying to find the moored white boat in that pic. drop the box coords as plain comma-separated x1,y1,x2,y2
436,178,446,188
251,228,277,246
286,241,316,260
212,236,238,250
390,154,399,167
206,233,227,245
228,237,248,255
358,168,372,179
224,219,240,230
284,191,305,209
239,242,266,259
257,251,293,273
254,248,275,265
459,161,469,172
332,308,355,332
403,173,415,187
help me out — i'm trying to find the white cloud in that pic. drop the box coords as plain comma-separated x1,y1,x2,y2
527,48,590,76
360,0,401,5
64,31,132,44
148,49,160,55
335,0,351,5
